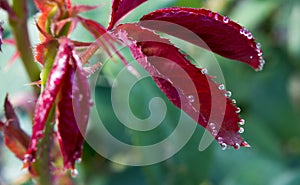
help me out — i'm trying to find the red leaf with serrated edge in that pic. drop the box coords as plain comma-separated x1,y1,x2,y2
78,17,107,38
114,23,249,149
108,0,147,30
24,39,72,164
57,45,90,170
0,21,3,52
140,7,265,71
0,95,30,160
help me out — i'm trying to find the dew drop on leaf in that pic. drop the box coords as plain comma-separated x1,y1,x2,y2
223,16,229,23
212,130,218,136
240,28,246,35
188,95,195,103
232,99,237,104
221,143,228,150
239,119,245,125
225,91,232,98
209,122,216,130
76,158,82,164
218,84,225,90
201,68,208,74
214,13,219,21
234,143,240,150
256,42,261,49
246,32,253,40
238,127,244,134
71,169,78,178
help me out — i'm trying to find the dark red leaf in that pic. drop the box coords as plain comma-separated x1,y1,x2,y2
78,16,107,38
140,7,265,71
78,16,132,68
57,45,90,170
0,21,3,52
4,94,19,127
0,95,30,160
108,0,147,30
114,23,249,149
25,39,72,164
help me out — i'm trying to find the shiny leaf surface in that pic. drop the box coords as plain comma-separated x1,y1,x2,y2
140,7,265,71
108,0,147,30
25,39,71,164
57,44,91,170
114,23,247,148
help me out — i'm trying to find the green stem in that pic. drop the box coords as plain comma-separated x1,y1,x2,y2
33,107,55,185
8,0,41,96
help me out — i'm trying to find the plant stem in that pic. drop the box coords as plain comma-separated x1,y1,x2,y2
8,0,41,96
33,107,55,185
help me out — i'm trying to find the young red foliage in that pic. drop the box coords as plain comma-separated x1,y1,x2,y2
0,95,30,160
25,39,72,165
108,0,148,30
57,43,90,170
25,38,90,170
140,7,265,71
114,23,246,148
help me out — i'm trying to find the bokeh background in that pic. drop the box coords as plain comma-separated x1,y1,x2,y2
1,0,300,184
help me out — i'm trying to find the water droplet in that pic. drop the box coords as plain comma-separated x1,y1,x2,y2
256,43,261,49
221,143,228,150
238,127,244,134
209,122,216,129
250,56,253,59
76,158,82,164
240,28,246,35
225,91,232,98
23,154,33,163
235,107,241,113
234,143,240,150
79,94,83,101
212,130,218,136
239,119,245,125
214,13,219,20
71,169,78,178
232,99,237,104
201,68,208,74
257,51,263,57
217,137,223,142
246,32,253,39
259,57,265,65
223,16,229,23
218,84,225,90
188,95,195,103
89,99,94,106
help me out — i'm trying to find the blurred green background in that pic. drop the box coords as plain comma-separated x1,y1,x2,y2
1,0,300,184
